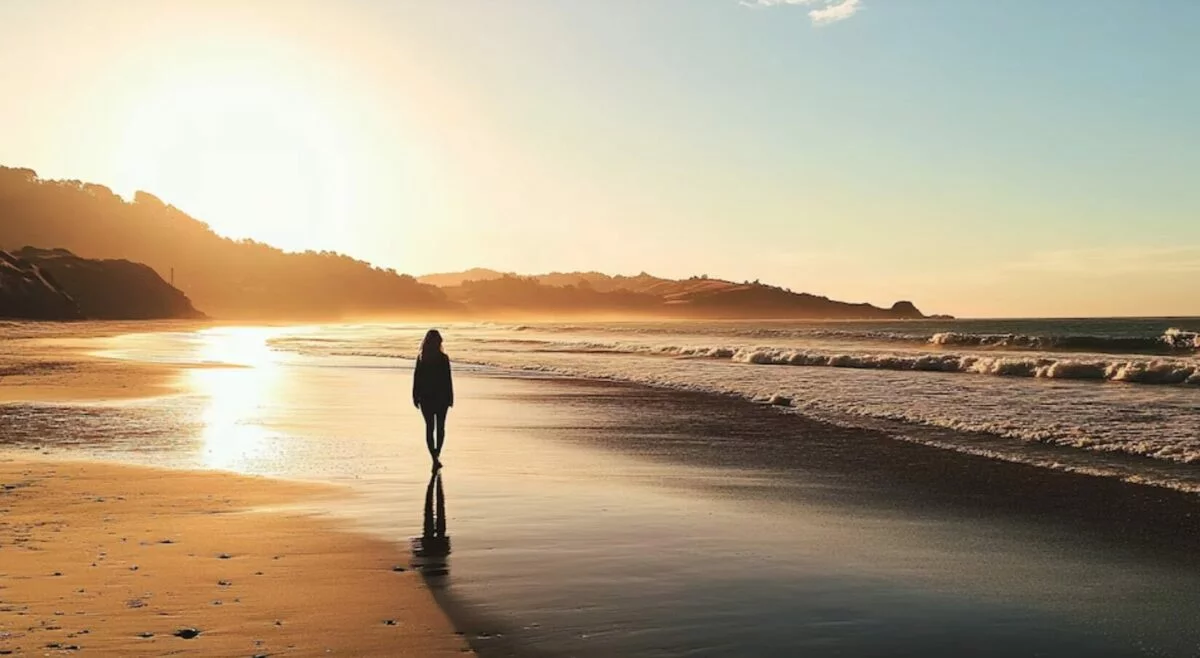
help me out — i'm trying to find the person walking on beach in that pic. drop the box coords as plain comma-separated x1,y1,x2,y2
413,329,454,469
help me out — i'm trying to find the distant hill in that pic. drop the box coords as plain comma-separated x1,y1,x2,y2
423,270,930,319
0,249,83,320
447,275,663,316
16,247,204,320
0,164,938,321
417,268,507,288
0,166,451,319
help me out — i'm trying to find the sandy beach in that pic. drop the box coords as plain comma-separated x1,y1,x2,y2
0,457,470,657
0,323,472,656
0,321,202,404
3,322,1200,657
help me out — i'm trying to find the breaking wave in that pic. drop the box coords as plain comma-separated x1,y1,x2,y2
494,322,1200,355
295,336,1200,387
487,340,1200,386
928,328,1200,353
720,347,1200,384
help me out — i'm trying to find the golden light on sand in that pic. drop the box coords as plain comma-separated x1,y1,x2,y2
190,328,284,470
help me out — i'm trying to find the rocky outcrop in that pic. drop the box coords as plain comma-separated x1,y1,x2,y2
889,301,924,319
0,249,84,320
14,248,205,320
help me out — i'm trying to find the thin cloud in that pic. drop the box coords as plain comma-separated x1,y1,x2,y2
742,0,864,26
808,0,862,25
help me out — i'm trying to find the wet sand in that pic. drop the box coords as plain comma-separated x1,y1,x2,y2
0,321,202,403
418,375,1200,657
0,457,471,657
4,324,1200,656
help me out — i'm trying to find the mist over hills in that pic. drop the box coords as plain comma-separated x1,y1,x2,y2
0,165,934,320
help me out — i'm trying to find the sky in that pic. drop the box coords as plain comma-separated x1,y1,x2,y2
1,0,1198,318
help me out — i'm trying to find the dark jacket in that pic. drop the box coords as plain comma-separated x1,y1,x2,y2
413,353,454,410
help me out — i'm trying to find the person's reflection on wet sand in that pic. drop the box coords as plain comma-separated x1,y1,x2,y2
411,471,451,583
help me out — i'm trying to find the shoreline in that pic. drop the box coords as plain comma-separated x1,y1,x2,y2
7,320,1200,568
526,377,1200,562
0,456,472,656
0,320,210,404
4,321,1200,655
0,325,476,656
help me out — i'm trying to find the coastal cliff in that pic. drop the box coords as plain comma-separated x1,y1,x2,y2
0,249,83,320
15,247,205,320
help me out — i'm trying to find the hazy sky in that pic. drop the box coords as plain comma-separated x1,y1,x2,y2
2,0,1198,317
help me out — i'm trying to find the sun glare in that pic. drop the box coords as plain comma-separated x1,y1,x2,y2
194,326,282,367
112,60,356,252
189,327,286,471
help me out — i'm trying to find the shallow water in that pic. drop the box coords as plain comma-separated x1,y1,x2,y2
258,319,1200,492
5,326,1200,656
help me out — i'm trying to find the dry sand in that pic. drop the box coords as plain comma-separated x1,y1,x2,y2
0,458,472,657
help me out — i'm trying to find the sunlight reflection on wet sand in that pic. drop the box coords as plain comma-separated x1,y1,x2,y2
100,326,294,471
10,325,1196,657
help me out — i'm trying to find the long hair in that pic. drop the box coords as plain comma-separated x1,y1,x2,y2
419,329,444,361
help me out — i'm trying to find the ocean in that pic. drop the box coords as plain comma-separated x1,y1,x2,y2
262,317,1200,494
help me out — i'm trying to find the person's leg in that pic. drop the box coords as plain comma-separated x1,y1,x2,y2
421,407,437,459
434,408,448,457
